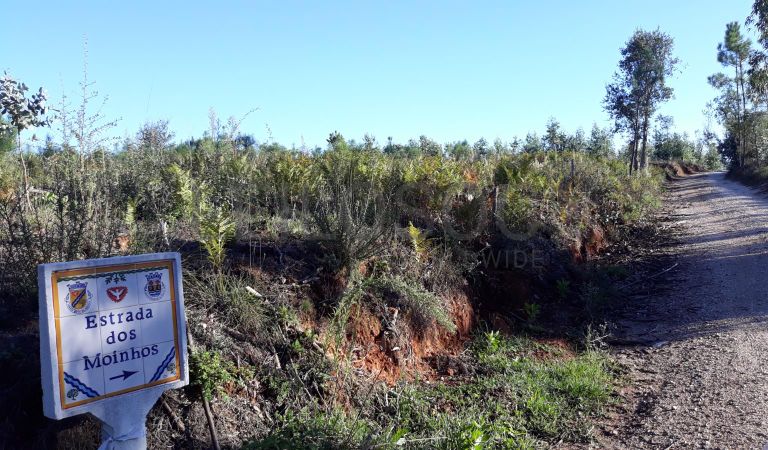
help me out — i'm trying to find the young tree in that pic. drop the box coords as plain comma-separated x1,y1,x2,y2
445,140,472,160
137,120,174,155
566,128,587,153
586,123,614,158
492,138,509,155
326,131,347,151
605,29,679,174
522,132,543,153
543,117,565,152
418,135,441,157
653,125,696,161
473,137,489,158
508,136,521,154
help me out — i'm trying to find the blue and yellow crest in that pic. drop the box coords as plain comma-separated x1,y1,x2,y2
66,281,92,314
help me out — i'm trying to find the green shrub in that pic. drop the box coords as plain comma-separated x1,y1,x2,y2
309,148,400,271
190,350,233,401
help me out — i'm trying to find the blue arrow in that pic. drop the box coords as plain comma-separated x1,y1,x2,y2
109,370,138,381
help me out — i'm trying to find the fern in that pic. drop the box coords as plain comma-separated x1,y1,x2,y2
407,221,429,259
200,207,236,271
165,163,194,220
125,198,137,228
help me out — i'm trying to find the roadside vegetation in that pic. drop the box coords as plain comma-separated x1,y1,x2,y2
708,1,768,180
0,23,717,450
246,333,613,449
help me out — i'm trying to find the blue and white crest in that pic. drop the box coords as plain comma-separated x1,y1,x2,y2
144,272,166,300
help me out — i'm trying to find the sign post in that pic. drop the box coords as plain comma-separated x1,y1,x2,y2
38,253,189,449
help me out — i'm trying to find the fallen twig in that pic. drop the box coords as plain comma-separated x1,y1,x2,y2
201,395,221,450
161,398,186,433
187,330,222,450
618,263,678,290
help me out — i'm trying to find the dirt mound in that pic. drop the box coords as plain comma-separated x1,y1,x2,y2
344,290,474,384
570,225,608,263
652,161,705,180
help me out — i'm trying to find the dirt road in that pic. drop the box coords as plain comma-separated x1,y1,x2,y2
601,172,768,449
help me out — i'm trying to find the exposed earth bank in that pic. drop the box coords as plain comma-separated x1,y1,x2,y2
600,172,768,449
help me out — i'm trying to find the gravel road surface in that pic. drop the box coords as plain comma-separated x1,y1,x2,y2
600,172,768,449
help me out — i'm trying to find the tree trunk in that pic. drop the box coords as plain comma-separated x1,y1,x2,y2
741,62,749,166
735,62,746,167
629,137,638,175
632,102,643,175
640,112,650,173
17,132,32,210
631,118,641,175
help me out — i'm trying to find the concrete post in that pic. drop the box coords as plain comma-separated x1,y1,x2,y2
91,383,162,449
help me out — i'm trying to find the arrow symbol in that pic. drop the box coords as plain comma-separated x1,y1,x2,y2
109,370,138,381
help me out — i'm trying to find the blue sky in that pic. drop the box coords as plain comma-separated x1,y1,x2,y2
0,1,756,148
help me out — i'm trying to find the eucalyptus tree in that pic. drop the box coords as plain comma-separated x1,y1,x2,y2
604,80,639,172
605,29,679,174
0,74,50,207
0,75,49,134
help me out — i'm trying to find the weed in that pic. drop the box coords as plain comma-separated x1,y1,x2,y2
555,278,570,299
184,272,267,338
603,264,629,279
483,330,501,355
523,302,541,323
190,350,233,401
243,408,375,450
327,271,456,351
580,282,611,316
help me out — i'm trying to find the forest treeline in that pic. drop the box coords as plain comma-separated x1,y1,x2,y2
708,0,768,181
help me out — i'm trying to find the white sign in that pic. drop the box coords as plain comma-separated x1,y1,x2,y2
38,253,189,426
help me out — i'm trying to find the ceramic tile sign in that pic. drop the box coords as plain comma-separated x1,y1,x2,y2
38,253,189,423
